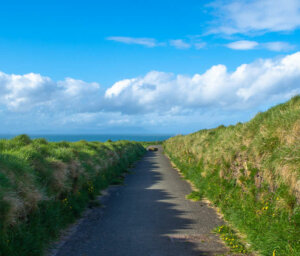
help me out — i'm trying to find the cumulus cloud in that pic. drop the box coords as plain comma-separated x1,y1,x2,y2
226,40,258,50
105,52,300,113
106,36,159,47
0,52,300,133
0,71,102,113
210,0,300,34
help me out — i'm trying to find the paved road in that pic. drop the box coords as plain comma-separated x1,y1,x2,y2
54,146,227,256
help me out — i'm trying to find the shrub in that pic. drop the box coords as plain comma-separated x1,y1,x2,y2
0,136,146,256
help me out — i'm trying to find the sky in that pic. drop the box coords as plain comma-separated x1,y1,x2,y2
0,0,300,134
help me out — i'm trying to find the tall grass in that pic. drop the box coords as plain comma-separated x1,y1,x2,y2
164,96,300,256
0,135,145,256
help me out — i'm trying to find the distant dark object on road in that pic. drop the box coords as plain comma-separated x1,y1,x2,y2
148,146,158,151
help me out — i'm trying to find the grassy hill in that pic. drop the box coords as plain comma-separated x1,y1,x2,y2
0,136,145,256
164,96,300,256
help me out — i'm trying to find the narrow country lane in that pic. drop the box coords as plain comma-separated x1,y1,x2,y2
53,146,227,256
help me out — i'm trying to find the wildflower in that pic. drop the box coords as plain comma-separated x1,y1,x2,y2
273,249,276,256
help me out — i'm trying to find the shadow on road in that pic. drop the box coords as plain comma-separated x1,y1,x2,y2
54,149,225,256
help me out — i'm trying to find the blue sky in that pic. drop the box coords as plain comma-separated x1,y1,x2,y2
0,0,300,134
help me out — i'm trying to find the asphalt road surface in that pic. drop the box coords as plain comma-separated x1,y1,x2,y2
54,146,227,256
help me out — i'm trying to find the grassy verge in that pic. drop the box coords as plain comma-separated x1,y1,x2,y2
164,96,300,256
0,135,146,256
214,225,249,255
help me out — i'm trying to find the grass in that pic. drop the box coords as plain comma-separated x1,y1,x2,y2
214,225,249,255
0,135,146,256
185,191,204,201
164,95,300,256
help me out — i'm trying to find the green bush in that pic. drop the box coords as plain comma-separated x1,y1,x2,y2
164,95,300,256
0,137,146,256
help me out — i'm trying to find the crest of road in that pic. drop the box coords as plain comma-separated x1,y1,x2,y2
54,146,228,256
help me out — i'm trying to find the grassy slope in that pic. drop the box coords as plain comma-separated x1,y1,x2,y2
0,135,146,256
164,96,300,256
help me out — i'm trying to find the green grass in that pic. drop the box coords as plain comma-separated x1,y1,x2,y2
0,135,146,256
185,191,204,201
140,140,165,148
164,95,300,256
214,225,249,255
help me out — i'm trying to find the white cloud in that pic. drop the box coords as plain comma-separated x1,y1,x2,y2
210,0,300,34
105,52,300,113
0,52,300,133
2,52,300,116
263,42,296,52
107,36,207,50
106,36,159,47
226,40,258,50
226,41,296,52
0,71,102,112
169,39,191,49
105,78,136,98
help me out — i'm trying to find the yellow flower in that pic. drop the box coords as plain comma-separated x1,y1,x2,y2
273,249,276,256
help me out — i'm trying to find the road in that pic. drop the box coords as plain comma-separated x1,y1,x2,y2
54,146,227,256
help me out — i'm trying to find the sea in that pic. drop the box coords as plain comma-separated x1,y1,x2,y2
0,134,173,142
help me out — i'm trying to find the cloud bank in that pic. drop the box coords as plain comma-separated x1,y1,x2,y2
1,52,300,133
105,52,300,114
0,72,102,113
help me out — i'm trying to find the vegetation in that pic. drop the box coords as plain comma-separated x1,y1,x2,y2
214,225,249,255
140,141,165,148
0,135,145,256
164,96,300,256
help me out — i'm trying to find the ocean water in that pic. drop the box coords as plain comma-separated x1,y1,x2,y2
0,134,173,142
